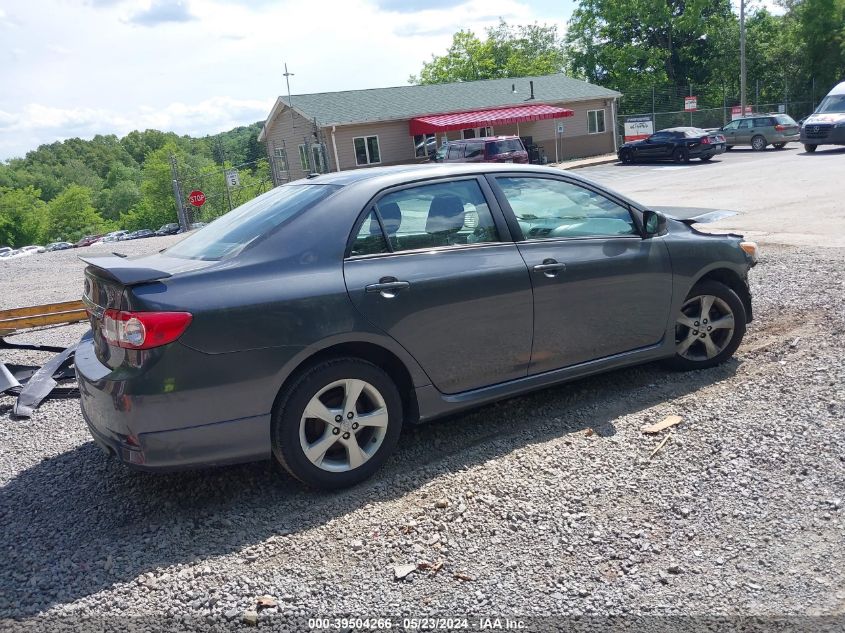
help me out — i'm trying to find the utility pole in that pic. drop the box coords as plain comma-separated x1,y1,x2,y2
284,63,295,131
740,0,747,116
169,154,188,231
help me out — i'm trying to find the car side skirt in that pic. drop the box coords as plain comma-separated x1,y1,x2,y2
414,340,670,423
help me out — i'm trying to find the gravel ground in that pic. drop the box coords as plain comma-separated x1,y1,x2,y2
1,240,843,631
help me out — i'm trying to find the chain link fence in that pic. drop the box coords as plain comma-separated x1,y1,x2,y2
615,78,822,141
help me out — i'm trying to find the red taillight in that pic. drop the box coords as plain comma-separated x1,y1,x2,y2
701,136,711,144
102,310,192,349
774,124,786,131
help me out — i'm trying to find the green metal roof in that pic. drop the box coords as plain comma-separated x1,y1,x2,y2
279,74,621,127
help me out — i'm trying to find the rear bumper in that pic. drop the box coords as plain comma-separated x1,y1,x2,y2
691,144,726,158
75,334,271,471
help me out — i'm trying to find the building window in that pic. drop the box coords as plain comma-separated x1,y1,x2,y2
311,144,327,173
461,128,476,139
273,148,288,171
298,144,311,171
354,135,381,166
413,133,436,158
588,109,606,134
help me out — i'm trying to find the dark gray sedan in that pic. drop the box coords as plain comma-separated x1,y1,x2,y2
77,164,757,489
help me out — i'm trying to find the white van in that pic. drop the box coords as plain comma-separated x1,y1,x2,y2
800,81,845,152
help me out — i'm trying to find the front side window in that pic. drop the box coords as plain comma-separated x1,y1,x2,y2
166,184,339,261
738,119,753,129
723,121,739,130
464,143,484,158
354,136,380,166
495,176,637,240
354,179,500,254
298,144,310,171
414,134,436,158
588,109,606,134
447,145,463,160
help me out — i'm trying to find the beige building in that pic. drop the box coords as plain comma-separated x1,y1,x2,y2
258,74,621,183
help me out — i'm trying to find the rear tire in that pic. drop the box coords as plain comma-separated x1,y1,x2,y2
700,155,713,162
271,358,403,489
804,144,817,153
751,135,767,151
667,280,746,372
774,142,786,149
725,145,733,151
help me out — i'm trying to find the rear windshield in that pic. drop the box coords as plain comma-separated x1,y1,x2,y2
683,128,708,137
817,94,845,114
775,115,797,125
165,184,339,261
487,139,523,155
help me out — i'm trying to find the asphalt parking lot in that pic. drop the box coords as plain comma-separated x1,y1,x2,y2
1,146,844,630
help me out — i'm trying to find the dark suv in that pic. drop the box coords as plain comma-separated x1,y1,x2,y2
434,136,529,164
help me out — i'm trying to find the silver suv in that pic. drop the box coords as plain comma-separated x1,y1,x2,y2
720,114,800,151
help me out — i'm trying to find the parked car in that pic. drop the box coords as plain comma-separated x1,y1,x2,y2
618,127,726,163
102,230,128,243
800,80,845,152
45,241,74,252
77,163,756,489
155,223,180,236
121,229,155,240
21,245,46,254
433,136,529,164
720,114,800,151
76,234,105,248
0,247,12,257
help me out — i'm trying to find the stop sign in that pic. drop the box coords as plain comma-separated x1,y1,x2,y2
188,190,206,207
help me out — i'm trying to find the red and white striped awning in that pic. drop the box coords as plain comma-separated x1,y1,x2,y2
409,104,574,136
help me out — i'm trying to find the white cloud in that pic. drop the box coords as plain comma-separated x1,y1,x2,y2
0,0,568,159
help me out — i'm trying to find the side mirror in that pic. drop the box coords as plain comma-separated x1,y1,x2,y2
642,210,666,237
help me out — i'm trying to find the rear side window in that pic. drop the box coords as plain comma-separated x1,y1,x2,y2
755,117,773,127
349,210,390,256
487,139,523,155
165,184,338,261
447,145,463,159
496,176,637,239
355,179,500,254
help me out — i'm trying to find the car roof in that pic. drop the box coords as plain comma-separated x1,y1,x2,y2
294,162,583,187
828,81,845,96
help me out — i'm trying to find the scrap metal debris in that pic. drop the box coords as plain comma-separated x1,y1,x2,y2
10,344,78,418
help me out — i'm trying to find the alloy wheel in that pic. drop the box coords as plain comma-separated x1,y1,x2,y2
752,136,766,151
675,294,735,361
299,379,389,472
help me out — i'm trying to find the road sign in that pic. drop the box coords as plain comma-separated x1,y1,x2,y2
731,105,754,120
684,96,698,111
557,123,565,134
624,115,654,142
225,170,240,188
188,190,206,207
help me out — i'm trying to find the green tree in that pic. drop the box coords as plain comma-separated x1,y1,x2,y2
45,185,107,242
788,0,845,92
0,186,47,247
410,21,567,84
566,0,735,93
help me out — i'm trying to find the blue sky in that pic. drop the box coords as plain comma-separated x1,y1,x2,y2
1,0,776,160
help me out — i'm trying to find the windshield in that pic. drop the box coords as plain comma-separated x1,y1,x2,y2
817,94,845,114
166,184,339,261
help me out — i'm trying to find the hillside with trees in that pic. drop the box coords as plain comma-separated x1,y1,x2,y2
0,123,266,247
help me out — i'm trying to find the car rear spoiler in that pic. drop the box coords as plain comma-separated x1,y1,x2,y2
79,256,173,286
650,206,737,226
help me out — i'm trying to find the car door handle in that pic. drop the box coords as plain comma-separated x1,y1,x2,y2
532,260,566,277
365,279,410,297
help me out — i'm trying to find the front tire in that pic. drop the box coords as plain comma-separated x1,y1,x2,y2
751,135,767,151
668,281,747,371
672,147,688,163
272,358,403,489
804,144,817,153
619,150,633,164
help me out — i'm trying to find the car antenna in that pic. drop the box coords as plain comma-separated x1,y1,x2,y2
112,252,127,258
